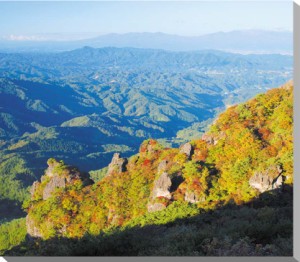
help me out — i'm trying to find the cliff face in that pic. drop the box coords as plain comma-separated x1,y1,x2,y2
106,153,128,176
249,165,283,193
25,82,293,240
31,158,93,200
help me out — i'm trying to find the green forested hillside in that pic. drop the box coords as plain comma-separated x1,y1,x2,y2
4,82,292,256
0,218,26,254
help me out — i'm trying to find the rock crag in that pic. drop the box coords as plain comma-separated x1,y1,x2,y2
26,158,93,238
107,153,128,176
249,165,283,193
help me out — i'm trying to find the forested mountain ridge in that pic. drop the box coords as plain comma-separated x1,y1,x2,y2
0,46,292,76
3,81,292,256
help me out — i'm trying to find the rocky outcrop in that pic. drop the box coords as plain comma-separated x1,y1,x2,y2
40,159,93,200
30,181,39,198
157,160,168,173
179,142,194,159
202,134,215,145
152,172,172,199
147,159,187,212
107,153,128,176
45,159,61,177
26,215,43,239
249,166,283,193
27,159,94,238
184,191,205,204
202,132,226,145
145,143,155,154
147,171,172,212
43,176,67,200
139,139,161,155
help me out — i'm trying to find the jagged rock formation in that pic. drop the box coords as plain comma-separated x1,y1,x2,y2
41,159,93,200
139,139,161,155
157,160,168,173
43,176,67,200
152,172,172,199
249,166,283,193
26,159,93,238
26,215,43,239
44,159,61,177
30,181,39,198
202,132,226,146
148,162,173,212
179,142,194,159
184,191,205,204
107,153,128,176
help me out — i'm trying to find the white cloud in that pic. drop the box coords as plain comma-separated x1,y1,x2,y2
3,34,48,41
1,33,100,42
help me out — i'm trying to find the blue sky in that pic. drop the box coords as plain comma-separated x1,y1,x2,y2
0,1,292,40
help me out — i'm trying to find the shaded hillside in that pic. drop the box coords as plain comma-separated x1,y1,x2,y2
2,82,292,255
6,186,293,256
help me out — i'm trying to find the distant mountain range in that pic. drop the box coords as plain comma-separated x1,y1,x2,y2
0,30,293,54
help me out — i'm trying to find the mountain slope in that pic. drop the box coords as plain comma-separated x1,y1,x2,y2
5,82,292,255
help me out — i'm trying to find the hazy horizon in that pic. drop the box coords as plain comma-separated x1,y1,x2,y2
0,1,292,41
0,29,293,42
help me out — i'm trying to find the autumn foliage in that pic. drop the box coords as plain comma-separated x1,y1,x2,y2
26,82,293,240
